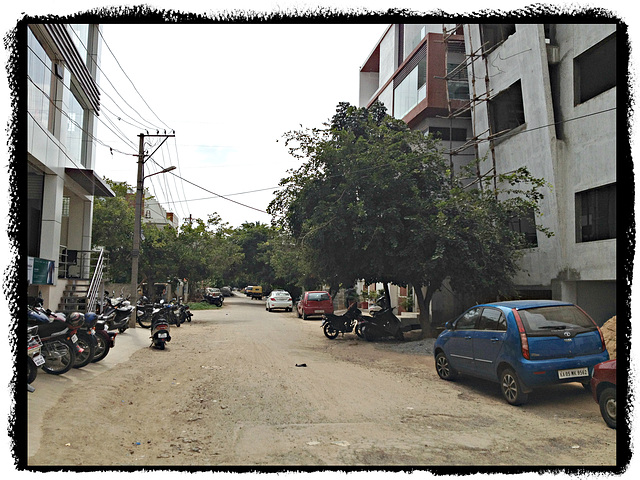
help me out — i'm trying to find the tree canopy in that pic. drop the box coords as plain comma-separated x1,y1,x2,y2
268,102,551,333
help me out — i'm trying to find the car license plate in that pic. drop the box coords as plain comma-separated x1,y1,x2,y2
558,367,589,379
158,332,168,338
33,354,45,366
315,310,324,313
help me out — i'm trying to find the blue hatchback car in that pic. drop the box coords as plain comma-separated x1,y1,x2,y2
434,300,609,405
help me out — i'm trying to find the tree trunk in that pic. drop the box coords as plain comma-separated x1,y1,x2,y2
383,283,392,310
413,283,435,338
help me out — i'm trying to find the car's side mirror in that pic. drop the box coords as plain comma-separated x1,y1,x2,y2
445,321,454,331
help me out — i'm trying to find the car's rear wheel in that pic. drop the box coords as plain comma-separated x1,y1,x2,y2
435,351,457,380
599,387,616,429
500,367,528,406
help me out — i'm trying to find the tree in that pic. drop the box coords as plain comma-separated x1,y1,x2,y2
92,181,243,297
91,180,135,283
269,102,551,335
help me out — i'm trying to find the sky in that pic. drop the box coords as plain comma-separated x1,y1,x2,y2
93,22,389,228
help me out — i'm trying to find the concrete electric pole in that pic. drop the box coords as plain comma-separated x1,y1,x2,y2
129,132,175,328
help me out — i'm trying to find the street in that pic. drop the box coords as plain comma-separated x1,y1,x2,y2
27,294,617,468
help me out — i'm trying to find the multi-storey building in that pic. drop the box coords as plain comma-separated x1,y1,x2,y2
463,23,618,325
358,23,620,325
26,24,113,309
358,24,474,321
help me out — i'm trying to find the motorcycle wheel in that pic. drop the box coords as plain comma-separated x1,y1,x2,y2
91,331,111,362
323,322,339,339
137,314,152,329
73,331,96,368
41,339,76,375
361,324,376,342
27,357,38,384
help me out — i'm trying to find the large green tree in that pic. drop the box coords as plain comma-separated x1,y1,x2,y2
269,102,550,335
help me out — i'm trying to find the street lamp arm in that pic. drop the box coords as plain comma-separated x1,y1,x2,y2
144,165,176,180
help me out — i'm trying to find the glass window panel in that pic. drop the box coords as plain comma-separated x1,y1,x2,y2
27,29,53,130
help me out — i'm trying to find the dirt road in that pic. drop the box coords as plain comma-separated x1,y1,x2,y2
27,295,617,468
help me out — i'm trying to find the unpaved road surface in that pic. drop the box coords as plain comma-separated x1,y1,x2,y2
27,295,618,468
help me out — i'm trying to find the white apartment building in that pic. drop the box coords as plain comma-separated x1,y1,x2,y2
464,23,618,325
358,23,620,326
26,24,113,309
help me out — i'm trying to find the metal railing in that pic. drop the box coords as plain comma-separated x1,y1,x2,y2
86,248,105,313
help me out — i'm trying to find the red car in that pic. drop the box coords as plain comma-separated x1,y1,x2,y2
297,291,334,320
590,359,616,429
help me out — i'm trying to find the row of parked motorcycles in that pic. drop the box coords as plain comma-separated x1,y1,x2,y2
26,292,193,391
321,300,407,342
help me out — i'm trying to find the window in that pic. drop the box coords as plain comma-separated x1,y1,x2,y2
393,46,427,119
27,164,44,257
509,208,538,247
477,308,507,331
576,183,616,242
480,24,516,52
67,24,89,66
308,292,330,302
27,28,54,131
488,81,525,135
574,33,616,105
62,84,86,166
62,196,70,217
447,62,469,100
456,307,480,330
428,126,468,142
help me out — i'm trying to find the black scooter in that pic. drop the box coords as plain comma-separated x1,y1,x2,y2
321,303,364,339
150,302,172,349
358,306,405,341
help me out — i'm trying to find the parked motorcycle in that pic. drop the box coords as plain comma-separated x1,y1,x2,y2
27,306,79,375
176,298,192,324
135,296,154,329
67,312,96,368
358,306,405,341
92,313,117,362
150,303,171,349
27,325,44,389
203,293,223,307
100,292,134,333
322,302,364,339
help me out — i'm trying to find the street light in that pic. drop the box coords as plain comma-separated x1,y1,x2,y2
129,132,176,327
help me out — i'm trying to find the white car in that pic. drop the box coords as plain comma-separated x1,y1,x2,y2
265,291,293,312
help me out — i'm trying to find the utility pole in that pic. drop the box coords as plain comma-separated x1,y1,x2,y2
129,132,176,327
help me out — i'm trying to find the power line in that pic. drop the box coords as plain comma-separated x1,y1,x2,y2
97,27,172,132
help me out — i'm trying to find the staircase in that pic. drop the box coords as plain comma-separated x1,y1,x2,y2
58,279,91,314
57,248,108,315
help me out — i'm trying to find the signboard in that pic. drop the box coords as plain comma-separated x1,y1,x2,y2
28,256,55,285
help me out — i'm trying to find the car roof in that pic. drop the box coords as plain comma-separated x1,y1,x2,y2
478,300,574,310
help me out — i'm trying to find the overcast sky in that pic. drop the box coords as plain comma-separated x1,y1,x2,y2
94,22,389,228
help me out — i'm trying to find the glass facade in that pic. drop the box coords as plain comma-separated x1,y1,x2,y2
393,58,426,119
67,24,89,65
27,28,53,131
63,84,86,166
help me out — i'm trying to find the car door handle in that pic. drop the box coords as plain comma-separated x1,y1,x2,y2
491,338,500,343
465,336,472,340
